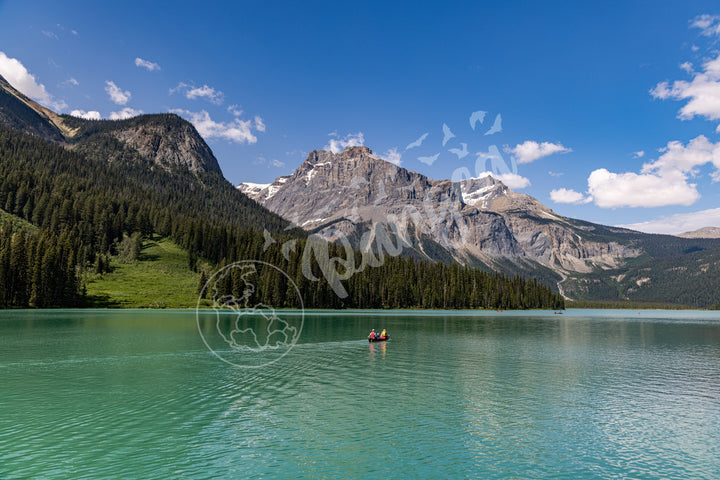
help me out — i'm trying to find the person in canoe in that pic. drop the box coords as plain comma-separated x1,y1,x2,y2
368,329,389,341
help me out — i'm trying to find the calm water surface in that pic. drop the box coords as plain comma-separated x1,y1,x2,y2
1,309,719,479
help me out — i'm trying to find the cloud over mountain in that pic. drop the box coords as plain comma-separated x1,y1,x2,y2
325,132,365,154
105,81,131,105
171,109,259,144
0,51,67,111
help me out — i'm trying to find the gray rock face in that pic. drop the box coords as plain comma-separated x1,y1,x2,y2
676,227,720,239
109,117,221,174
0,74,68,143
0,75,221,175
460,176,639,273
240,146,640,275
241,147,521,263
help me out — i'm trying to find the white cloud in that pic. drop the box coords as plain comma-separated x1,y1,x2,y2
70,109,101,120
550,188,592,204
479,172,530,189
618,207,720,235
254,156,285,167
587,168,699,208
105,81,131,105
382,147,402,166
62,78,79,87
186,85,223,103
227,104,243,116
0,51,67,111
171,82,223,104
171,109,258,144
650,52,720,124
324,132,365,153
110,107,143,120
690,14,720,37
254,115,265,132
647,135,720,182
633,150,645,158
505,140,571,164
135,57,161,71
586,136,720,208
646,135,720,176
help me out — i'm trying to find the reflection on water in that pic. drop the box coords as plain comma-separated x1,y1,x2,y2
368,340,387,362
1,309,719,479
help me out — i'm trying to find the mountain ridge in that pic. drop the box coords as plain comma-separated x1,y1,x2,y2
677,226,720,239
0,123,561,310
1,73,717,308
0,74,71,142
239,146,639,274
0,74,221,175
60,113,222,174
240,146,720,306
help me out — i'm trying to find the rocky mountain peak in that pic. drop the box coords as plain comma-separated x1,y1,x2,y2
239,146,521,259
676,226,720,239
459,174,506,208
0,76,221,175
0,74,73,142
460,174,554,216
0,75,14,91
105,114,222,174
340,145,373,156
240,144,642,284
303,146,376,166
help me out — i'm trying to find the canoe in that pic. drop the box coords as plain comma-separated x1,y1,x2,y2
368,335,389,342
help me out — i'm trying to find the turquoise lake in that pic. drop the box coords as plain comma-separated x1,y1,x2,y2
1,309,719,479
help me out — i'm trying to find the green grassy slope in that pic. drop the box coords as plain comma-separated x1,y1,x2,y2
84,236,203,308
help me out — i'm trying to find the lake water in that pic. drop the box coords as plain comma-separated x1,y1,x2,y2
1,309,719,479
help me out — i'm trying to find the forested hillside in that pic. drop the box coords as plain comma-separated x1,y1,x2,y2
0,125,563,309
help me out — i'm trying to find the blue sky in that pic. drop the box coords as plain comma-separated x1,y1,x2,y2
1,1,720,233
